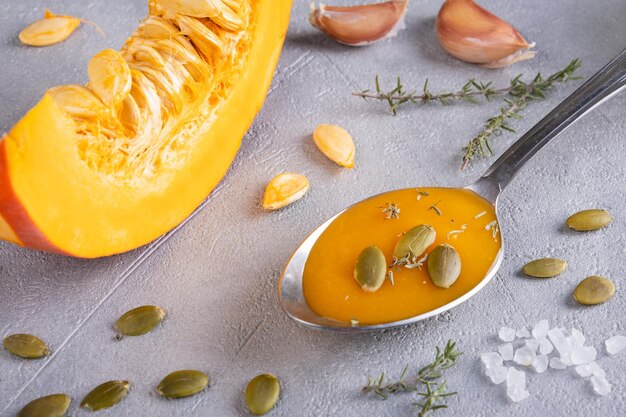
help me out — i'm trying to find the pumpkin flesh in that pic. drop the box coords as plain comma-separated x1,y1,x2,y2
0,0,292,258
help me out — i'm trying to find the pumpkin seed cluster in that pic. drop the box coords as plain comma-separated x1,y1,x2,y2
354,223,463,293
523,209,617,306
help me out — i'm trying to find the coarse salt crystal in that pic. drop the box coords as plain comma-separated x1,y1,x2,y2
568,328,586,346
575,364,592,377
499,327,516,342
548,328,572,358
506,368,529,402
498,343,514,361
571,345,597,365
590,375,612,396
532,319,549,339
587,362,606,379
481,352,503,369
539,338,554,355
516,327,531,338
605,335,626,355
549,357,568,370
525,338,540,352
532,355,549,373
513,346,536,366
486,365,508,385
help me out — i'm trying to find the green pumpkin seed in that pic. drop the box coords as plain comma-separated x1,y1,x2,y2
522,258,568,278
393,225,436,260
156,370,209,399
18,394,70,417
81,380,130,412
354,246,387,292
574,276,616,305
115,305,165,338
3,334,50,359
245,374,280,416
427,243,461,289
566,209,612,232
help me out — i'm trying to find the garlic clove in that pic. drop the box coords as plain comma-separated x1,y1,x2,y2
309,0,409,46
435,0,535,67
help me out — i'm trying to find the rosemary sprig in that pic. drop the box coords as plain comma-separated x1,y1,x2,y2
362,341,463,416
462,58,582,169
354,59,583,169
363,365,416,400
355,76,507,115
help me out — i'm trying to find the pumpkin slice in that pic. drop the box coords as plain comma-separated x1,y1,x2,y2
0,0,292,258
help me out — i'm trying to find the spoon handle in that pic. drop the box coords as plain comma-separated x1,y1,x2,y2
471,49,626,203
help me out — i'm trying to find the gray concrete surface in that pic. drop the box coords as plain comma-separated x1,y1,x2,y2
1,0,625,416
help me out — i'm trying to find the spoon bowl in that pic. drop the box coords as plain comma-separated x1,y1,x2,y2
279,49,626,332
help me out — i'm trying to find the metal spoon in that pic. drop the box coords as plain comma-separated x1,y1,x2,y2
279,49,626,332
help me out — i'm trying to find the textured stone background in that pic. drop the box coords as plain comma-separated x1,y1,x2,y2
1,1,625,416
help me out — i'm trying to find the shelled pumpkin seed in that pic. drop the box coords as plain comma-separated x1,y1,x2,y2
392,225,436,260
566,209,612,232
245,374,280,416
81,380,130,412
18,394,70,417
3,334,50,359
354,246,387,292
573,276,616,305
156,370,209,399
522,258,567,278
427,243,461,288
114,305,165,338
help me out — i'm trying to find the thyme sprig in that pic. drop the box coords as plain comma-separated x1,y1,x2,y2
362,341,463,416
463,58,582,169
353,59,583,169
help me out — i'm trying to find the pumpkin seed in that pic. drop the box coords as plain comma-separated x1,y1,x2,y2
18,394,70,417
522,258,567,278
81,380,130,412
574,276,616,305
3,334,50,359
245,374,280,416
427,244,461,289
312,124,355,168
262,173,310,211
156,370,209,399
19,11,81,47
354,246,387,292
115,305,165,338
566,209,612,232
393,225,436,261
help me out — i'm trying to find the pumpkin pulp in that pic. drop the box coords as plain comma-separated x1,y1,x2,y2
0,0,292,257
302,187,501,325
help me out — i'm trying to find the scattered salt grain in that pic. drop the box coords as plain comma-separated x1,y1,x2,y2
549,357,568,370
532,320,549,339
568,328,586,346
513,346,536,366
516,327,531,338
532,355,549,373
506,368,529,402
498,343,514,361
499,327,516,342
547,328,571,357
587,362,606,379
481,352,503,369
571,345,597,366
575,364,592,377
525,338,540,352
539,338,554,355
486,365,508,384
590,375,612,396
605,335,626,355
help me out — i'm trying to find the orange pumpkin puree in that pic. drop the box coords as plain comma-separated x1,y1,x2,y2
303,187,501,325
